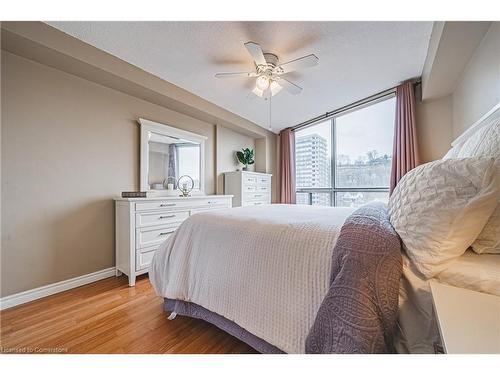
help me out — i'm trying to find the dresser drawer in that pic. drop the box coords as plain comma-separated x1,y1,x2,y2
256,175,271,186
243,175,258,185
244,192,271,202
136,225,177,248
136,246,157,271
136,198,230,212
136,210,189,227
256,185,270,193
243,184,257,192
135,200,188,212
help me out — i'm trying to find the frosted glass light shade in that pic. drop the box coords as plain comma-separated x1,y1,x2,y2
270,81,282,96
256,76,270,90
252,86,264,97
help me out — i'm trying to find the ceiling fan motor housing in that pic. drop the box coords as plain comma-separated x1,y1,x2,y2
262,53,279,68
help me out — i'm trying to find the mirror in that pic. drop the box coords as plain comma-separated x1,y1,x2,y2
139,119,206,195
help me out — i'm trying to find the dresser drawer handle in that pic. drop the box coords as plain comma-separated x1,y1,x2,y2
207,201,218,204
159,231,174,236
159,215,175,219
160,203,176,207
254,194,262,197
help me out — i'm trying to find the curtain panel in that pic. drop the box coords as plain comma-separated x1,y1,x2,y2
390,81,420,194
279,128,296,204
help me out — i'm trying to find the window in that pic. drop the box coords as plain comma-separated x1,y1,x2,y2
295,95,395,207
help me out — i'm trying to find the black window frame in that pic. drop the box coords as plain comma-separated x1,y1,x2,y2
295,92,396,207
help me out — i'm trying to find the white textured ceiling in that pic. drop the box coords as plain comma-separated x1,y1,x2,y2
47,22,433,132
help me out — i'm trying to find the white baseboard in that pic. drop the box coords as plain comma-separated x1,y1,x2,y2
0,267,116,310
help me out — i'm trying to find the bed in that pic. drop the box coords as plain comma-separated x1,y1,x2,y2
150,103,500,354
149,202,499,354
149,203,402,354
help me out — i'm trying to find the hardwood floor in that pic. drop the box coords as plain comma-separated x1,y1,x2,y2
0,275,257,354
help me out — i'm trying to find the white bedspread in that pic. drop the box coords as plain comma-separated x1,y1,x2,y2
149,204,354,353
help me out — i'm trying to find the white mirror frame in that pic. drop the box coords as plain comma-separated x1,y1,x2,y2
139,118,207,194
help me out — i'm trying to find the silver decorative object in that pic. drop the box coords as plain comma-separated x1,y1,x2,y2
177,175,194,197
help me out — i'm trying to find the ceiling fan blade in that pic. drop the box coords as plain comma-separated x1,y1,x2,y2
244,42,267,67
276,54,319,74
215,72,258,78
279,78,302,95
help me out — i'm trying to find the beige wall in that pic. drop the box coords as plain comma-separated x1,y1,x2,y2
452,23,500,138
416,95,453,163
417,22,499,162
1,51,273,297
215,125,256,194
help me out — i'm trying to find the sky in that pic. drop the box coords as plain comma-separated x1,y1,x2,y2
295,97,395,161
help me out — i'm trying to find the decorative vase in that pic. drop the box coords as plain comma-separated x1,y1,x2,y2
242,165,248,171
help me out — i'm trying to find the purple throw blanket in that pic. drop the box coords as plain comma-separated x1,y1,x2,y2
306,202,402,353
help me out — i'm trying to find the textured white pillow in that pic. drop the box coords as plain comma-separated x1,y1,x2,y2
454,120,500,254
389,157,498,278
443,144,463,159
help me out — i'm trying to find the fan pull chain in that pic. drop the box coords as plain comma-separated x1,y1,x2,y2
268,92,272,131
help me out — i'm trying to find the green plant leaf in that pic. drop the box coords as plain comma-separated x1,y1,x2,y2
236,148,254,165
236,151,245,164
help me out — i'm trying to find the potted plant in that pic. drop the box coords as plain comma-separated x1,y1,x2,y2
236,148,255,171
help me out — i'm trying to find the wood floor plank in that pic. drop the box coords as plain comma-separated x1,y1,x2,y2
0,275,257,354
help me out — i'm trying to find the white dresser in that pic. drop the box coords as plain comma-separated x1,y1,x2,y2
224,171,272,207
114,195,232,286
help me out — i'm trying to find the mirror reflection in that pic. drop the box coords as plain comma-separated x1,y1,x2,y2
148,131,201,191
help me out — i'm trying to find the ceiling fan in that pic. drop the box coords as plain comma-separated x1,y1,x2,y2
215,42,319,98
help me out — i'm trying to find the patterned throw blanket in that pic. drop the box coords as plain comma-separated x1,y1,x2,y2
306,202,402,353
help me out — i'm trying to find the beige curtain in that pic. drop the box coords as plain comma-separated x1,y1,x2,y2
390,81,420,194
279,128,296,204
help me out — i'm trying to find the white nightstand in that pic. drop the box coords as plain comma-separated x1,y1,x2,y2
430,281,500,353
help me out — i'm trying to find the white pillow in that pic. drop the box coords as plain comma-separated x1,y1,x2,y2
388,157,498,278
454,120,500,254
442,143,463,159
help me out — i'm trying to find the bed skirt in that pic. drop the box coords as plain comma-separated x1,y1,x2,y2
164,299,284,354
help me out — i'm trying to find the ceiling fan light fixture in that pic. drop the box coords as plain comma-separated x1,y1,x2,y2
215,41,316,100
252,86,265,98
256,75,270,91
270,80,282,96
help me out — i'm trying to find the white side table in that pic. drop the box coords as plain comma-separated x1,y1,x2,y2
430,281,500,353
